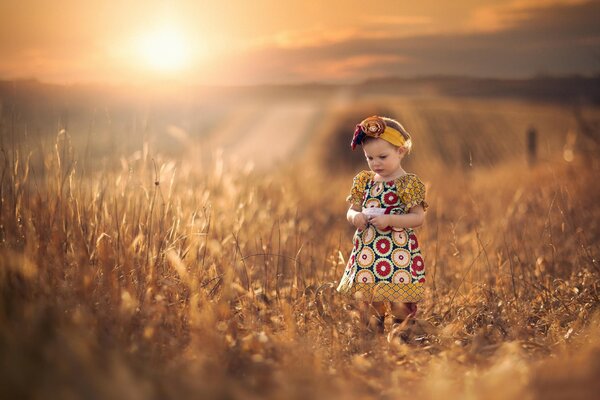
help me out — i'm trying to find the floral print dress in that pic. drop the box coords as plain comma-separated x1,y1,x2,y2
337,170,428,302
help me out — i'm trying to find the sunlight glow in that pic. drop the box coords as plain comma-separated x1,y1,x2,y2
136,26,190,72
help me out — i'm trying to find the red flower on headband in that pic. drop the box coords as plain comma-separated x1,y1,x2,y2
350,124,365,150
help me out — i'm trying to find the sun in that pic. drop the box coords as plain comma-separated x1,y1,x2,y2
136,26,190,72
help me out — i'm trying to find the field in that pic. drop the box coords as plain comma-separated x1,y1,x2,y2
1,81,600,399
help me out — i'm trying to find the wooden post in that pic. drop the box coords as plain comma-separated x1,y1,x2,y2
461,142,472,171
60,108,69,132
527,126,537,166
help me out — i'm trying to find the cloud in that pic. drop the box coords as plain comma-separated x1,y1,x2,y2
250,28,361,49
467,0,590,32
214,0,600,84
291,55,411,80
365,15,433,26
248,13,434,50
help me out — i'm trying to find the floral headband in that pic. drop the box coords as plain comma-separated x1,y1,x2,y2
350,116,406,150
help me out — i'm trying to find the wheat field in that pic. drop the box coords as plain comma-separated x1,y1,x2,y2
1,90,599,400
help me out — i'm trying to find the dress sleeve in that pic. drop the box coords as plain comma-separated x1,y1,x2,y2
399,174,428,211
346,170,371,208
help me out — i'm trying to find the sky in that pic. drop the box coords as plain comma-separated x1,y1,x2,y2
0,0,598,85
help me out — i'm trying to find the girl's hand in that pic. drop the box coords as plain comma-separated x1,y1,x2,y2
352,213,368,230
368,215,390,230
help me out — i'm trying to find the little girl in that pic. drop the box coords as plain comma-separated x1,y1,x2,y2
337,116,428,334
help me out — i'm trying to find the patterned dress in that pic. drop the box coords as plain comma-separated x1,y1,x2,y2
337,170,428,302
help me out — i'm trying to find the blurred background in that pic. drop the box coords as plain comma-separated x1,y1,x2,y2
1,0,599,175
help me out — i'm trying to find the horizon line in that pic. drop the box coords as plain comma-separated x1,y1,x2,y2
1,72,599,90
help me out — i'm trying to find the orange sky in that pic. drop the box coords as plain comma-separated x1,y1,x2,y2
0,0,598,85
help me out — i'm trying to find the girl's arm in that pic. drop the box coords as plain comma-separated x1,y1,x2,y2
347,205,368,229
368,205,425,229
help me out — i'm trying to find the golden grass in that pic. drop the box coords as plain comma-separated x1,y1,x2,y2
1,117,599,399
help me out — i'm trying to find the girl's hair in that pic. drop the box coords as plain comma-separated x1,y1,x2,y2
362,117,413,153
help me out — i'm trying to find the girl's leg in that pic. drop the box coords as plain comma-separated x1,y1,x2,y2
390,302,417,324
361,301,386,333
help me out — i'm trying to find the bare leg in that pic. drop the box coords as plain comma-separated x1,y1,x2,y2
361,301,386,333
390,302,417,324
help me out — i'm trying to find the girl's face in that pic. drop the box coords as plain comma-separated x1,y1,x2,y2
362,138,405,179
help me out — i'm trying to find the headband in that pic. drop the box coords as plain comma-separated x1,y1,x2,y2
350,116,406,150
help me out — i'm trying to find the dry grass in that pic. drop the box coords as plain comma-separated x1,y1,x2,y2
1,103,599,400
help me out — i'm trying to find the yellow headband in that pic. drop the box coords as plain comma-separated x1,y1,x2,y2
360,116,406,147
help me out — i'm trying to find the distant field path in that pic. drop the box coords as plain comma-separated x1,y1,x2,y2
204,101,321,168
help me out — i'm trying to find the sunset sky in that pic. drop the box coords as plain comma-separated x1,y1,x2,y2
0,0,598,85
